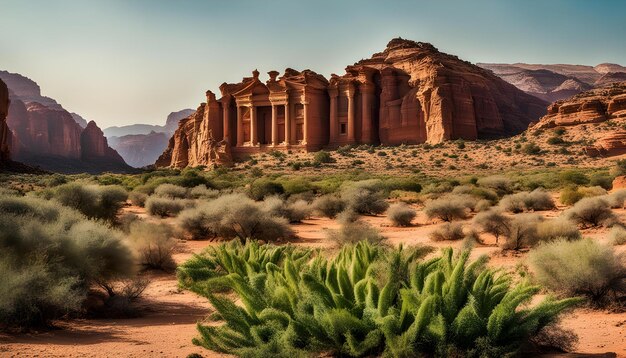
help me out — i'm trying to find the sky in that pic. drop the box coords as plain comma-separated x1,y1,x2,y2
1,0,625,128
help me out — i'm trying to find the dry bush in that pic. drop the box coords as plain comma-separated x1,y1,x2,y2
529,238,626,306
429,222,465,241
423,194,472,222
262,196,312,223
606,189,626,208
578,186,607,198
473,208,511,244
188,184,219,200
475,199,493,212
153,183,188,199
248,178,284,201
609,226,626,245
312,195,346,218
129,191,147,207
145,196,187,217
327,218,386,246
501,214,543,250
564,196,617,228
560,186,608,206
127,221,176,271
476,175,512,196
536,218,581,242
499,189,555,213
387,202,416,226
53,183,128,222
340,180,389,215
451,184,498,202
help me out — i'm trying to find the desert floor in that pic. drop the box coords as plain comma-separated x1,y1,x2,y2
1,204,625,358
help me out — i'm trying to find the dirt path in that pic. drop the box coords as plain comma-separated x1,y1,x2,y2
1,208,625,357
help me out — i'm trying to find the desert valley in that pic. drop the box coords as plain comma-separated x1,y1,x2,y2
1,1,626,358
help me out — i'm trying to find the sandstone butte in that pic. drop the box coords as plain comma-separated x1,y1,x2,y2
0,79,10,162
156,38,548,169
532,81,626,157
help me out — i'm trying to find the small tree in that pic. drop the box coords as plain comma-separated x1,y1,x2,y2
473,208,511,244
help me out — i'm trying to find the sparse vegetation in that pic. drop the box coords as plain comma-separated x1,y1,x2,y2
424,194,472,221
499,189,555,213
429,222,465,241
313,194,346,218
146,196,187,217
564,196,617,228
386,202,416,226
52,183,128,222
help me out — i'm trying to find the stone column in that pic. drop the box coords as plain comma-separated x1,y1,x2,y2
361,84,374,144
223,101,230,144
347,86,355,142
271,104,278,146
329,89,338,143
302,101,308,145
284,102,290,145
250,105,257,146
236,105,243,146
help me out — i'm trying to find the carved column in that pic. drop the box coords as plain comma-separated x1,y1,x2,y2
329,89,338,143
284,102,290,145
250,105,257,146
360,83,375,144
223,101,230,144
347,85,355,142
236,105,243,146
302,101,308,145
271,104,278,146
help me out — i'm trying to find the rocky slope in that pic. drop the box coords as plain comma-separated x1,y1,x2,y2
2,71,132,173
105,109,193,167
531,81,626,157
479,63,626,102
0,79,10,162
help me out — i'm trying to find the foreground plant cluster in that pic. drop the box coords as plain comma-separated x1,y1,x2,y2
178,241,580,357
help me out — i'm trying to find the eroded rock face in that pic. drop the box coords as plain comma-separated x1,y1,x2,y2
0,79,10,161
109,131,169,168
534,82,626,129
80,121,126,164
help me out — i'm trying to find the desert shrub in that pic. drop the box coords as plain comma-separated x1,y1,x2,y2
429,222,465,241
522,142,541,155
185,241,578,357
452,185,498,202
128,191,148,207
177,193,294,242
559,170,589,186
53,183,128,222
473,208,511,244
387,202,416,226
381,177,422,193
313,195,347,218
153,183,188,199
0,195,135,328
188,184,219,200
327,218,386,246
423,194,472,221
578,186,607,198
536,218,581,242
127,221,176,271
313,150,335,164
564,196,617,228
248,178,284,201
280,177,314,196
529,238,626,305
609,226,626,245
475,199,493,212
501,214,543,250
262,196,312,223
340,180,389,215
606,189,626,208
499,189,555,213
476,175,512,195
559,186,584,205
145,196,187,217
590,174,613,190
421,182,454,195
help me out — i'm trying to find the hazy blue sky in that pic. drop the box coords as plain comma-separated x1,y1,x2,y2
2,0,625,128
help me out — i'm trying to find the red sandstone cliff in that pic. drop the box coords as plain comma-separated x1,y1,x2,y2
0,79,10,162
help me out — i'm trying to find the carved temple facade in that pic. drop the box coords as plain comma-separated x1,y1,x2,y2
194,65,428,159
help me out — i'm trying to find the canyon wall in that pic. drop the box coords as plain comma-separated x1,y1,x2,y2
0,79,10,162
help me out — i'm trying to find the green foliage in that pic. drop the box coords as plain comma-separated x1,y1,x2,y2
249,178,285,201
559,171,589,186
522,142,541,155
153,183,188,199
313,150,336,164
529,239,626,306
52,183,128,222
313,195,347,218
182,241,579,357
145,196,187,217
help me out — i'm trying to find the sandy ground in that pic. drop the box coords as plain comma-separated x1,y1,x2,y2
1,205,625,357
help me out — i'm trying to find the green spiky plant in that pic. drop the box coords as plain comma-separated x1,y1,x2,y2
180,241,581,357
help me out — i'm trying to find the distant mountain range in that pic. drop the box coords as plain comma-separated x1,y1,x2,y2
478,63,626,102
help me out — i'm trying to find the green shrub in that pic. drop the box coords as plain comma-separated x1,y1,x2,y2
127,221,176,271
145,196,187,217
529,239,626,306
313,150,336,164
499,189,555,213
590,174,613,190
476,176,512,196
501,214,543,251
429,222,465,241
536,218,581,242
563,197,617,228
387,203,416,227
0,195,135,328
248,178,284,201
128,191,148,207
340,180,389,215
184,241,579,357
522,142,541,155
53,183,128,222
559,171,589,186
188,185,219,200
559,186,584,205
313,195,346,218
154,183,188,199
423,195,472,222
452,185,498,202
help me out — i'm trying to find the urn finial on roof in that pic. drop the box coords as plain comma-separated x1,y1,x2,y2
252,69,260,80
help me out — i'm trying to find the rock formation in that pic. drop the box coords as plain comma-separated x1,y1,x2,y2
0,79,10,162
479,63,626,102
157,38,547,169
108,131,169,168
80,121,127,164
